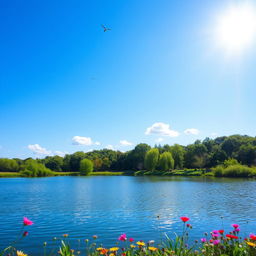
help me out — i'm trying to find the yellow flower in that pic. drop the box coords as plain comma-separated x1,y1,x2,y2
136,241,145,246
96,247,104,251
247,242,256,247
130,244,136,248
109,254,115,256
17,251,28,256
148,247,158,251
109,247,119,252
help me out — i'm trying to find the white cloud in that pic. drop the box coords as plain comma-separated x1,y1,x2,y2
72,136,101,146
120,140,133,146
54,151,68,157
184,128,200,135
106,144,114,150
28,144,51,155
72,136,93,146
155,138,164,143
145,122,179,137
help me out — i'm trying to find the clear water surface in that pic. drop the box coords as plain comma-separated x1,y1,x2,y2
0,176,255,255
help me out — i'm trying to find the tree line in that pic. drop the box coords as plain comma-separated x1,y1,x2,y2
0,135,256,176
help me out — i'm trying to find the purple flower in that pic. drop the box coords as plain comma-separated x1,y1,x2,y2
201,238,207,243
213,240,220,245
234,228,240,232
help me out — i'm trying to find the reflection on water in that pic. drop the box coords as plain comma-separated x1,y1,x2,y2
0,176,255,255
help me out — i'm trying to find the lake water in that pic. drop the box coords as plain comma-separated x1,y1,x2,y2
0,176,255,255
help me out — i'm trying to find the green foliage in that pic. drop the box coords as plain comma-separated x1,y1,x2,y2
43,156,64,172
237,144,256,166
0,158,19,172
80,159,94,175
223,158,239,167
213,164,256,177
1,135,256,177
169,144,185,169
144,148,159,171
158,152,174,171
20,159,53,177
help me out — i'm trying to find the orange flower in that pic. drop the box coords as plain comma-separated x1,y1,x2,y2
100,249,109,255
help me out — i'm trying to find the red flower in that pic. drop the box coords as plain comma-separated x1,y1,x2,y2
129,238,134,242
226,234,238,239
250,234,256,241
180,216,190,222
218,230,224,234
23,231,28,237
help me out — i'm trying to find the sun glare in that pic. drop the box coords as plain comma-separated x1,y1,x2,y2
215,4,256,55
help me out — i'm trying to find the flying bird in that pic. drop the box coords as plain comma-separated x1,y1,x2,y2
101,24,111,32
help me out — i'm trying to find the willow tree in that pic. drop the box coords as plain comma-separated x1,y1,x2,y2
144,148,159,171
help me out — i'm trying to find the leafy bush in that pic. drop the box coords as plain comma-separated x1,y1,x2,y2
213,164,256,177
20,159,53,177
80,159,94,175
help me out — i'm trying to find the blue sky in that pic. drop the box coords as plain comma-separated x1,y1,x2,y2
1,0,256,158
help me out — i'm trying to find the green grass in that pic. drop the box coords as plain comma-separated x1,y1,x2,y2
53,172,79,176
0,172,21,177
91,171,124,176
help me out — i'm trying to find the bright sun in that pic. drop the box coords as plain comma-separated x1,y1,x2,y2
215,3,256,54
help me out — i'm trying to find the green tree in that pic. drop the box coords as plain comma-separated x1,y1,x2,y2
144,148,159,171
80,159,94,175
44,156,64,172
237,144,256,166
125,143,151,170
20,159,53,177
170,144,185,169
0,158,19,172
158,152,174,171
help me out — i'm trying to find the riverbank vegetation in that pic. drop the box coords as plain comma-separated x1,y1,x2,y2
1,135,256,178
2,217,256,256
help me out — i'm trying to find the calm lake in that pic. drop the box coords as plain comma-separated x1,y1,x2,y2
0,176,255,255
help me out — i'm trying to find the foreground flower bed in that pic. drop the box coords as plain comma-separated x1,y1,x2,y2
1,217,256,256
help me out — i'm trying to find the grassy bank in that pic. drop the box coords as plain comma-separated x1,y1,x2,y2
135,169,214,177
0,172,22,177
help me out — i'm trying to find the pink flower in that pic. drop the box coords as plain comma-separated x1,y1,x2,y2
201,238,207,243
212,230,219,234
213,240,220,245
212,233,220,237
232,224,239,229
23,217,34,226
23,231,28,237
234,228,240,232
118,233,127,241
129,238,134,242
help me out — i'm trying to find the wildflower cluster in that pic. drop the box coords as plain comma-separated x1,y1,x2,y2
1,217,256,256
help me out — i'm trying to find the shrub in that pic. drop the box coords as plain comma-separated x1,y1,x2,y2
20,159,53,177
213,164,256,178
80,159,94,175
223,164,256,177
